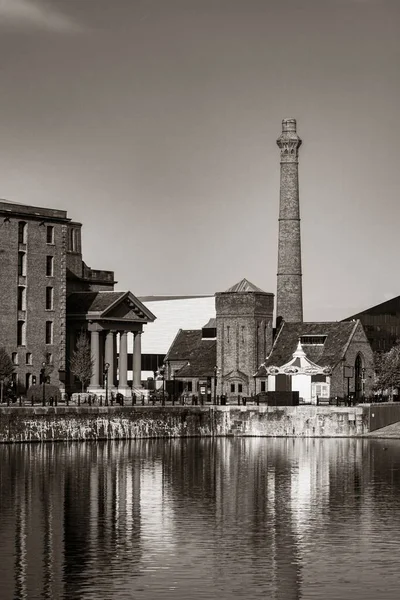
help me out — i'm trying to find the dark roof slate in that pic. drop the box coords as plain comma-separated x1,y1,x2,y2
202,318,216,329
166,329,216,377
225,278,265,293
264,321,357,369
67,291,125,314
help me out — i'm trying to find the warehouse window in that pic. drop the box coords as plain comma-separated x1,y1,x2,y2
46,287,53,310
46,225,54,244
17,286,26,311
46,256,54,277
18,252,26,276
45,321,53,344
18,221,27,244
17,321,26,346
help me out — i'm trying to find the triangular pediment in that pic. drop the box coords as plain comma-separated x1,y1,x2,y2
222,369,249,383
101,292,156,322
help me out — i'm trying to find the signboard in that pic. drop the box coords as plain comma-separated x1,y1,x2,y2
343,366,354,378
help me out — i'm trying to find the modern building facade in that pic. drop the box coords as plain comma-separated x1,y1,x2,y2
343,296,400,353
0,199,155,395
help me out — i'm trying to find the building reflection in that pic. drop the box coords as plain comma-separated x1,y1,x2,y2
2,437,400,599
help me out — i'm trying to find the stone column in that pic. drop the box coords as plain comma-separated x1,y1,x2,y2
90,330,100,388
105,330,115,386
132,332,142,388
119,332,128,388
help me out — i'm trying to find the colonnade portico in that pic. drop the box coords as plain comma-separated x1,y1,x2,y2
88,325,143,395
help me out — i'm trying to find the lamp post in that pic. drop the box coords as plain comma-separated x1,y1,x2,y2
104,362,110,406
161,366,165,404
41,362,46,406
214,366,218,405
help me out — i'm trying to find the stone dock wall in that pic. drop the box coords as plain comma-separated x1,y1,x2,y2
2,404,396,443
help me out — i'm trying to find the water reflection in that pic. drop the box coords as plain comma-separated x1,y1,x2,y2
1,438,400,599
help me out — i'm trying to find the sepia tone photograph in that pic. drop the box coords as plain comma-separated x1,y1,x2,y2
0,1,400,598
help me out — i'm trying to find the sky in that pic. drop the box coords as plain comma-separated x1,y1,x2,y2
0,0,399,321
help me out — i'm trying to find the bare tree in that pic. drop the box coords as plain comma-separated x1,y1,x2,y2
69,332,94,392
0,347,14,402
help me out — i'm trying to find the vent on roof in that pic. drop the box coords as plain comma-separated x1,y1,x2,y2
202,327,216,340
300,336,327,346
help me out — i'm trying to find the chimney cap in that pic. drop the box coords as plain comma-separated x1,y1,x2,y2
282,118,297,132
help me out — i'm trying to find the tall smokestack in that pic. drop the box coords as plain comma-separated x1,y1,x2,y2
276,118,303,326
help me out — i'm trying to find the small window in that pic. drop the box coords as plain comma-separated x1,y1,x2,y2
17,286,26,311
12,352,18,365
230,383,235,393
46,287,53,310
26,352,32,365
238,384,243,393
300,336,327,346
187,381,193,392
17,321,26,346
18,222,27,244
46,256,54,277
45,321,53,344
46,225,54,244
261,381,266,392
18,252,26,276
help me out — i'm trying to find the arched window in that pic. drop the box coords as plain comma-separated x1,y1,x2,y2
354,354,364,400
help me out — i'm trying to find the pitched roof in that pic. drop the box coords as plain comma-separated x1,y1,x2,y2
67,291,126,313
224,278,265,293
66,291,156,322
263,321,357,369
202,318,216,329
166,329,217,377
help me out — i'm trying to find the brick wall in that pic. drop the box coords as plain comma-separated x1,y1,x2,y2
0,214,67,391
330,321,375,398
216,292,274,397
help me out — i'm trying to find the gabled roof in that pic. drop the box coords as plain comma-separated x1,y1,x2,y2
224,278,265,293
165,329,216,377
202,318,216,329
67,291,156,322
263,321,358,369
67,291,125,313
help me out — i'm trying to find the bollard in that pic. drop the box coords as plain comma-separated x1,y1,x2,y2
78,394,81,407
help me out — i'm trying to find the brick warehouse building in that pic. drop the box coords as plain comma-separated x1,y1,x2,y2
0,199,155,395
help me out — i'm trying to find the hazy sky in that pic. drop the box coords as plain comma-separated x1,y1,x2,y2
1,0,399,321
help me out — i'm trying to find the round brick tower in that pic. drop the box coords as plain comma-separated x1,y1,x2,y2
276,118,303,325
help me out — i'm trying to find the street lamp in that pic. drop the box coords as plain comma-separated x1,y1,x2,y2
104,362,110,406
160,366,165,405
41,362,46,406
